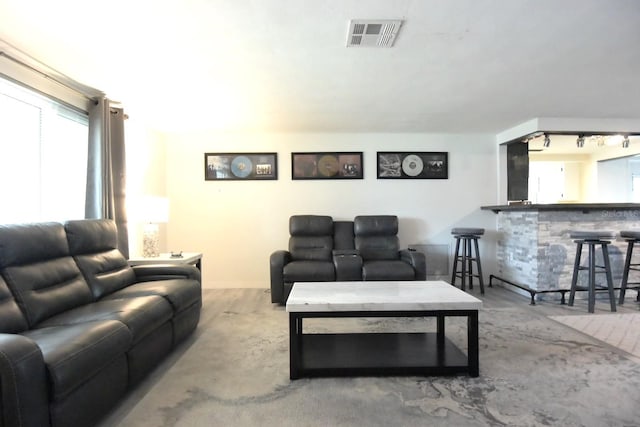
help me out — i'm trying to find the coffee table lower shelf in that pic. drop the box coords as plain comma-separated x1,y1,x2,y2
293,332,470,379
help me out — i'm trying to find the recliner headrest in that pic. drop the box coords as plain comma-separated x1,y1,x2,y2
65,219,118,255
289,215,333,236
354,215,398,236
0,222,69,268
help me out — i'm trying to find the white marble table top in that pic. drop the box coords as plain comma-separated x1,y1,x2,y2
286,281,482,312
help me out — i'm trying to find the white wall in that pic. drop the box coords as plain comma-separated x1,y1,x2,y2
133,131,498,289
125,120,168,256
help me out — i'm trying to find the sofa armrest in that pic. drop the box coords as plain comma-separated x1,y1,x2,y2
400,249,427,280
270,250,291,304
332,250,363,281
0,334,50,427
132,264,201,283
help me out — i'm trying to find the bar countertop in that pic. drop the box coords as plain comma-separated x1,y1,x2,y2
481,203,640,214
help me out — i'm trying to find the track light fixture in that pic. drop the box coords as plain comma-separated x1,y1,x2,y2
520,132,637,150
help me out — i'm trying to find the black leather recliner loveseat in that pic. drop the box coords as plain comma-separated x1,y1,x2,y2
0,219,202,427
270,215,426,304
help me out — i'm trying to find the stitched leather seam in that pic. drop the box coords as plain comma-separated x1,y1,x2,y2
0,345,42,426
1,270,35,327
47,323,128,373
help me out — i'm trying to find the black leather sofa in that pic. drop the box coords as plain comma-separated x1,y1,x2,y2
270,215,426,304
0,219,202,427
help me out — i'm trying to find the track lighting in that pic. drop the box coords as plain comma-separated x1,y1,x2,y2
543,134,551,147
623,135,630,148
576,135,585,148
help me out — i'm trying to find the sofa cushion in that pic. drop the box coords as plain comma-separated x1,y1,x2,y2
3,258,94,327
355,235,400,261
37,295,173,344
0,276,27,333
354,216,401,260
102,279,201,313
283,260,335,282
73,249,137,299
22,320,131,401
288,215,334,261
65,219,137,299
361,260,415,281
289,236,333,261
0,222,94,327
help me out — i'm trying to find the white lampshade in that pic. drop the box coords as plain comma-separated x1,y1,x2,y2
141,196,169,224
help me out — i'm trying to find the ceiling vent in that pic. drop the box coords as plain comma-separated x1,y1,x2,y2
346,20,403,48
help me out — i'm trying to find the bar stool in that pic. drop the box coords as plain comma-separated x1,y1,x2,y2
450,228,485,294
568,230,616,313
618,230,640,305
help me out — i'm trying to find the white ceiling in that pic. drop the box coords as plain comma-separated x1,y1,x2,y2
1,0,639,134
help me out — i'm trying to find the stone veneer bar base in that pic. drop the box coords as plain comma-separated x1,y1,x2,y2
482,204,640,301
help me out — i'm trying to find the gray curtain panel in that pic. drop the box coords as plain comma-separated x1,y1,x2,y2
86,97,129,258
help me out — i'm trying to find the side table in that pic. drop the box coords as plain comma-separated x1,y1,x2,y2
128,252,203,272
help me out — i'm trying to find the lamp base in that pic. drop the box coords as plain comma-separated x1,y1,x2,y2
143,223,160,257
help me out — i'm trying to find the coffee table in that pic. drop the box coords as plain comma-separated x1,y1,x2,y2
286,280,482,379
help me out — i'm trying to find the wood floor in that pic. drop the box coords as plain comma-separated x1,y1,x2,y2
478,282,640,316
200,283,640,317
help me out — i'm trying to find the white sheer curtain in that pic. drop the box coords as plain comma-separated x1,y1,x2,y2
86,97,129,257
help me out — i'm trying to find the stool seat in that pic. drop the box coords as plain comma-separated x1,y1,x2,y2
451,228,484,236
620,230,640,240
569,230,616,240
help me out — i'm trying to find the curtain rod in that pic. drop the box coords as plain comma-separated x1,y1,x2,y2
0,49,104,100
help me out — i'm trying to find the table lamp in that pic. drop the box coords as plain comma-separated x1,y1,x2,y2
142,196,169,257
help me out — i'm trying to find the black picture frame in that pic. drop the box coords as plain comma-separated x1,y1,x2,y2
204,152,278,180
377,152,448,179
291,152,363,180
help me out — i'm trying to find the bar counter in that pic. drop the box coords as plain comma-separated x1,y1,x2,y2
482,203,640,214
481,203,640,298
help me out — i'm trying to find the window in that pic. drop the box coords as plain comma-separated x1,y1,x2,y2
0,77,88,223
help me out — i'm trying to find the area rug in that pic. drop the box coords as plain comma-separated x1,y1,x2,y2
100,289,640,427
549,313,640,359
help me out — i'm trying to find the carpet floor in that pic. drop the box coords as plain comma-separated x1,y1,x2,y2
99,288,640,427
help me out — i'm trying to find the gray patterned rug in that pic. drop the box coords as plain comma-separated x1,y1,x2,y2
100,289,640,427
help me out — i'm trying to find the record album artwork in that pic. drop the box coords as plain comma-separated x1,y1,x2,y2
377,152,448,179
292,152,363,180
401,154,424,176
205,153,277,181
231,156,252,178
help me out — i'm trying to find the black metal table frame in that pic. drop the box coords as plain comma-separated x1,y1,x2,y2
289,309,479,379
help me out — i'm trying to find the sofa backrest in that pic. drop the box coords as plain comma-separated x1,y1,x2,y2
288,215,333,261
333,221,355,250
65,219,136,299
353,215,400,261
0,275,28,333
0,222,93,327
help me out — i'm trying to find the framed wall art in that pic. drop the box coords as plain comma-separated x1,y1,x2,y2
377,152,448,179
291,152,363,180
204,152,278,180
